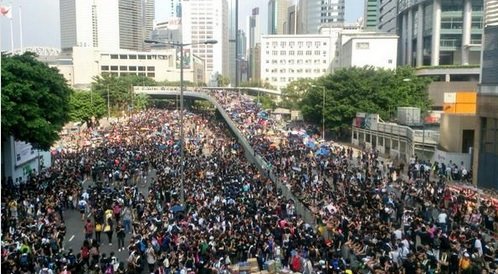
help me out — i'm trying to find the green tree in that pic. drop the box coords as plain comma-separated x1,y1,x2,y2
257,94,277,110
279,78,314,110
132,93,151,111
68,90,106,125
92,74,156,113
300,66,431,137
1,52,72,149
215,74,230,87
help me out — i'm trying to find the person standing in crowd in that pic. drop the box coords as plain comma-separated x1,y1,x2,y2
104,217,113,246
84,219,94,240
116,224,126,252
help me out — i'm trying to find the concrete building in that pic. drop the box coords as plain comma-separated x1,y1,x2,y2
397,0,483,67
59,0,154,52
150,19,183,45
119,0,155,51
364,0,379,29
475,0,498,189
297,0,345,34
165,0,182,18
182,0,229,83
248,7,262,81
268,0,290,34
338,33,398,70
378,0,398,33
287,5,298,34
54,47,205,89
260,34,334,90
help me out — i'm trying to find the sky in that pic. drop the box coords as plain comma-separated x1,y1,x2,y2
1,0,364,51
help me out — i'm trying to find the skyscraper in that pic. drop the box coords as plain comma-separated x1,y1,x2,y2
364,0,379,29
59,0,154,52
377,0,397,33
248,7,261,81
268,0,289,34
182,0,229,82
297,0,345,34
119,0,155,51
397,0,483,67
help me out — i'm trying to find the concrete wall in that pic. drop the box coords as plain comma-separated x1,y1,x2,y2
439,113,478,153
431,149,472,170
427,81,478,108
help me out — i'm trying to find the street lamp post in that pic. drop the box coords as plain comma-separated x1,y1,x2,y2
144,39,217,205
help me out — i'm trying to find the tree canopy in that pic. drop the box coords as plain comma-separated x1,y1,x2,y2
300,66,431,137
68,90,107,125
91,74,156,112
1,52,73,149
279,78,315,110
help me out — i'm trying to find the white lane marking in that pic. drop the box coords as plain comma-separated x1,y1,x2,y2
69,235,75,242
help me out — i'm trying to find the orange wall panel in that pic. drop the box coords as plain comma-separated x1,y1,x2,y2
455,103,476,114
456,92,477,104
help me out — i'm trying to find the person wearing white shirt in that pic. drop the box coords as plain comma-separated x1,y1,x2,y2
474,235,483,257
437,210,448,233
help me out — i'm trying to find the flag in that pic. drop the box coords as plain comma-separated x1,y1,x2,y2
0,6,12,18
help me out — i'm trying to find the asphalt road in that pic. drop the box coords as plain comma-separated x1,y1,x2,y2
61,169,156,264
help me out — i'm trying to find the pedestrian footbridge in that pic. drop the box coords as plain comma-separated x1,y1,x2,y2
134,87,321,233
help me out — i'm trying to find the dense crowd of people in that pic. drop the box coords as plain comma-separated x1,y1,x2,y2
1,89,497,274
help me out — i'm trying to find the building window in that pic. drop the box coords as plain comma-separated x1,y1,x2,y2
297,59,303,64
147,73,155,77
289,42,295,48
280,41,286,47
138,66,145,71
315,41,321,47
138,55,146,60
289,50,295,55
306,50,312,55
280,77,286,82
272,42,278,47
120,54,128,59
120,66,127,71
280,60,286,64
297,50,303,56
158,55,167,60
388,59,393,64
305,69,311,73
288,60,295,64
129,66,137,71
110,66,118,71
129,55,137,59
101,66,109,71
298,41,303,47
272,60,278,64
280,69,286,73
314,50,321,55
272,51,278,55
147,66,155,71
110,55,118,59
306,41,312,47
356,42,370,49
280,51,286,55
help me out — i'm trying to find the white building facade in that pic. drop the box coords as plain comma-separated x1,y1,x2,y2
260,35,334,90
59,0,154,52
339,34,398,69
55,47,204,89
181,0,229,83
297,0,345,34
